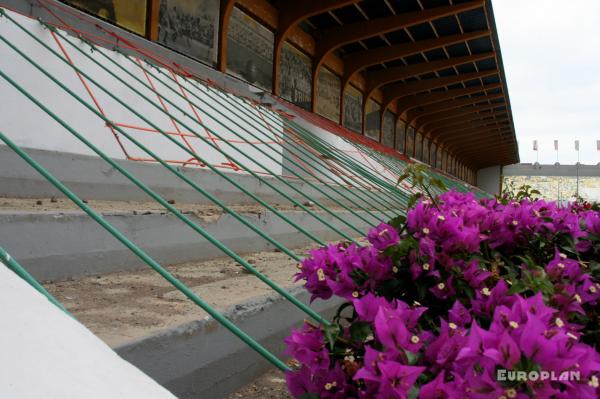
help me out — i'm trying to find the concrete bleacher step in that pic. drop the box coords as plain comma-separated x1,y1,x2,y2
1,196,379,281
1,196,355,398
42,246,341,399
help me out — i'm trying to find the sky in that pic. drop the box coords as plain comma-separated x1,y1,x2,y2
492,0,600,165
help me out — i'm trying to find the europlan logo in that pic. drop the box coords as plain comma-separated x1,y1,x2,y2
497,369,599,386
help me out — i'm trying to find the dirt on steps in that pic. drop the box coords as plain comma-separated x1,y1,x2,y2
43,246,314,347
225,368,291,399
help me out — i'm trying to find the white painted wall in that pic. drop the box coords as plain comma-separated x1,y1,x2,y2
0,9,407,186
0,10,283,175
0,261,175,399
477,165,502,195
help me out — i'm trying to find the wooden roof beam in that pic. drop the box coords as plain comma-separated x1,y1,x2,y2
430,119,510,140
314,0,484,71
419,102,506,131
365,52,494,100
442,130,513,150
440,130,513,148
411,92,504,129
272,0,358,94
396,82,500,116
425,110,508,133
342,30,490,89
382,70,498,111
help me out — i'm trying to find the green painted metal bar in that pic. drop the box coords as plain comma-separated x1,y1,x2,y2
0,246,71,316
223,95,407,212
0,14,357,246
0,69,328,326
287,123,411,207
197,83,401,219
0,130,291,372
132,61,390,226
68,40,373,236
21,22,364,241
166,75,400,220
281,120,410,203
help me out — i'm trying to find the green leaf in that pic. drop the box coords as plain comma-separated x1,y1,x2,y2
350,321,373,342
407,386,420,399
323,324,341,351
388,215,406,230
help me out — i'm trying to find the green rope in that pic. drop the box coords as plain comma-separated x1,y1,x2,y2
0,131,291,372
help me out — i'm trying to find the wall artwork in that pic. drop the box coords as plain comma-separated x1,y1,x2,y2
226,7,274,90
280,42,312,109
396,120,406,153
343,85,363,133
382,110,395,148
436,146,443,169
422,137,430,164
315,67,341,122
415,133,423,161
364,99,381,141
430,142,437,167
406,127,415,157
158,0,218,64
66,0,147,35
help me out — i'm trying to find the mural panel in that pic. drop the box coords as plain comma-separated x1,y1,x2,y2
227,7,273,90
280,42,312,109
406,127,415,157
430,142,437,167
158,0,218,65
343,85,363,133
396,120,406,153
422,137,430,164
415,133,423,161
436,146,443,169
364,99,381,141
315,67,341,122
382,111,395,148
66,0,147,35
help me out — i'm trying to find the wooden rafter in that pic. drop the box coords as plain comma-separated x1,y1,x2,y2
216,0,238,71
396,82,501,117
272,0,357,95
314,1,484,70
430,119,510,140
419,102,506,130
364,52,494,100
439,128,512,146
428,112,509,135
443,133,514,153
381,70,498,112
424,110,507,133
411,92,504,129
342,30,490,89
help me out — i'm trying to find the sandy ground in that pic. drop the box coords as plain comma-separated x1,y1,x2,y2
0,196,376,221
43,246,314,347
225,368,291,399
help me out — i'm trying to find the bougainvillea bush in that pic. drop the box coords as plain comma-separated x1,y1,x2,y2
284,173,600,398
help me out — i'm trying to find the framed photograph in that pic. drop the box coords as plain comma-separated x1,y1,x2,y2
343,85,363,133
315,67,341,122
280,42,312,109
158,0,219,65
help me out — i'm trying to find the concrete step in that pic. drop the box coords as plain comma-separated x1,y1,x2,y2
0,145,384,208
1,196,378,281
43,248,341,399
